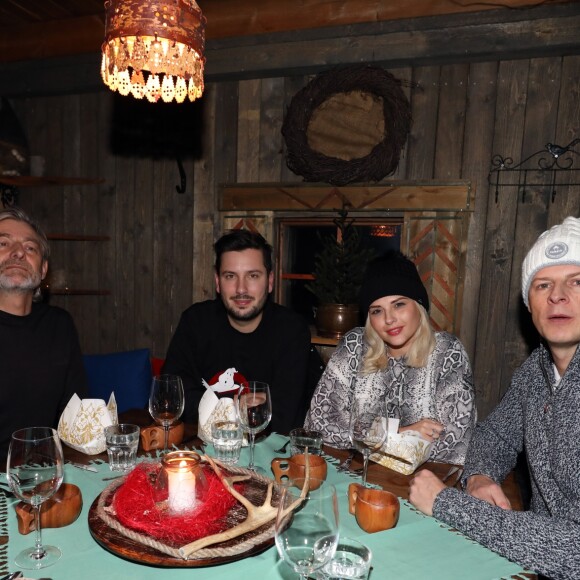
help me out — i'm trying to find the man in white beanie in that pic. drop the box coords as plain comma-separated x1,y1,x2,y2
408,216,580,579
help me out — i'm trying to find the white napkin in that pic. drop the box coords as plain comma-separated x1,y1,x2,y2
57,393,118,454
198,369,247,444
369,418,433,475
197,389,238,444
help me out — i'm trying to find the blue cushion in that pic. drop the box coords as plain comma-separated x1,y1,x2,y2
83,348,152,414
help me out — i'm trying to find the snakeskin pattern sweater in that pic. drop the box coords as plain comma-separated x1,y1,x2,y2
433,342,580,579
304,328,476,463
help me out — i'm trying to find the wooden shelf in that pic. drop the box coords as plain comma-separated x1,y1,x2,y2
47,234,110,241
0,175,104,187
46,289,110,296
3,174,112,298
310,326,339,346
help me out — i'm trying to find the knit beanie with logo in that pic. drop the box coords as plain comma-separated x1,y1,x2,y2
521,216,580,307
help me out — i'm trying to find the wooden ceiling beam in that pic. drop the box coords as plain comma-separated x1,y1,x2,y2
0,0,573,63
0,3,578,96
205,4,580,80
0,15,105,62
201,0,573,39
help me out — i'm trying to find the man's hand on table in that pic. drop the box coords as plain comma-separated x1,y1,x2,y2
409,470,513,516
408,470,446,516
465,474,512,510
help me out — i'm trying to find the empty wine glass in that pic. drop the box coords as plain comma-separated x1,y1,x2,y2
275,480,339,580
349,398,388,487
236,381,272,472
7,427,64,569
149,374,185,453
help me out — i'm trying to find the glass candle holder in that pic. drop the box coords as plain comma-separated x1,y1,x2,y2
156,451,208,513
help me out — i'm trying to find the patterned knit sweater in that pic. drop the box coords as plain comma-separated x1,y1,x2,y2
304,328,476,464
433,342,580,579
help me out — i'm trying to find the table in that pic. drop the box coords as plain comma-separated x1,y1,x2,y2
0,418,533,580
70,410,525,510
324,447,525,511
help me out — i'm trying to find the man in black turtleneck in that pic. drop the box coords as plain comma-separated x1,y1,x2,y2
0,207,87,463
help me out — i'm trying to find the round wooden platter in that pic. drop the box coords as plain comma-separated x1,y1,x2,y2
88,473,278,568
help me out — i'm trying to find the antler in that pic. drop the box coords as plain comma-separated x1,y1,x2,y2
178,454,310,559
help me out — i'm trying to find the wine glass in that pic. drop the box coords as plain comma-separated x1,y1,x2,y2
149,374,185,453
349,398,388,487
275,480,339,580
236,381,272,472
7,427,64,569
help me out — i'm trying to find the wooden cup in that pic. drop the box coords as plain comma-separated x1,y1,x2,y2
140,421,185,451
271,453,328,490
348,483,400,533
16,483,83,535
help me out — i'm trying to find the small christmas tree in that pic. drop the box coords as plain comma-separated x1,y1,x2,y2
306,209,376,305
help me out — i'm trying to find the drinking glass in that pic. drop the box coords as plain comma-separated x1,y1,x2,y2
289,428,323,456
211,419,243,464
149,374,185,453
349,399,387,487
318,536,372,580
275,480,339,580
7,427,64,569
236,381,272,471
104,423,140,471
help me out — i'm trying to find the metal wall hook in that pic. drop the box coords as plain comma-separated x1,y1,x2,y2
175,156,186,194
489,138,580,204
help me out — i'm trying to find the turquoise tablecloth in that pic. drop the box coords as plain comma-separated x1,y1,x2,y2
2,434,531,580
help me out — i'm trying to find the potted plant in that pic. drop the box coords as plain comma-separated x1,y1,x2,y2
306,209,376,338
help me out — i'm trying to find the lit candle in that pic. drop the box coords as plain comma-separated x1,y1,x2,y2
167,459,197,512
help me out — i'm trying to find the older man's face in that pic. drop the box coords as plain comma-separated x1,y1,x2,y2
528,264,580,351
0,219,47,293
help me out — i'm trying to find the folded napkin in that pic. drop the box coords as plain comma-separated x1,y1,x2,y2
57,393,118,454
198,368,245,444
370,419,433,475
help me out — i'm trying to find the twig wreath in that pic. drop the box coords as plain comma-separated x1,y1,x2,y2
282,65,412,185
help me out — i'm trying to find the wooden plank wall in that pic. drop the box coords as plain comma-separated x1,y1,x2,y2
12,95,196,359
11,54,580,418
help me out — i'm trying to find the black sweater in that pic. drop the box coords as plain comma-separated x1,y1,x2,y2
163,299,311,434
0,302,88,463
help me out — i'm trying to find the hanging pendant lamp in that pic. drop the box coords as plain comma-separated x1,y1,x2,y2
101,0,206,103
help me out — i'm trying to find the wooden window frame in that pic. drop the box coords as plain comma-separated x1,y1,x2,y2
219,181,473,335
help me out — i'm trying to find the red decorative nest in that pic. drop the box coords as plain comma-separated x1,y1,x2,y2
90,458,283,565
112,462,243,546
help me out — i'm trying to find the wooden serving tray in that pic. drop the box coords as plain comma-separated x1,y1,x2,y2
88,467,278,567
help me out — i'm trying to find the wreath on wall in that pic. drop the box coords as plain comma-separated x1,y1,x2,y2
282,65,412,186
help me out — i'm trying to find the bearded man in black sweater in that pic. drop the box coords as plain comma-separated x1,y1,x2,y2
163,229,312,435
0,207,87,463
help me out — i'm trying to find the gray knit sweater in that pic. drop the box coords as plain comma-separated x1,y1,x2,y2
304,328,475,464
433,342,580,579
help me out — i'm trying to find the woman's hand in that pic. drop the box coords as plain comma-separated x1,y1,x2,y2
399,418,444,442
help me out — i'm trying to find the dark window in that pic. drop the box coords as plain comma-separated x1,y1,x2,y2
277,218,402,323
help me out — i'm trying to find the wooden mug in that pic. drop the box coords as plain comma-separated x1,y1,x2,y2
140,421,185,451
348,483,399,533
271,453,327,489
16,483,83,535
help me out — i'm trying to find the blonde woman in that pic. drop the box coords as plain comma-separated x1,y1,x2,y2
304,251,476,464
